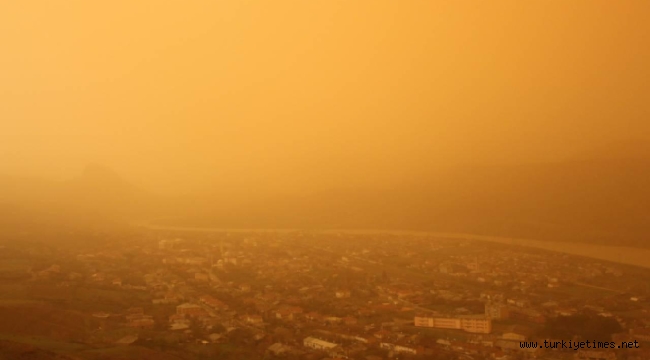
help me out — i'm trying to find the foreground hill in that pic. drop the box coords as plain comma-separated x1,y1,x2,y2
0,339,76,360
0,337,190,360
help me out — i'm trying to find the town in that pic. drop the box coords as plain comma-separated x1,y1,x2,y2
2,227,650,360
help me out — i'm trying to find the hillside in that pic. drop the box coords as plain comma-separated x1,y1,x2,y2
0,339,76,360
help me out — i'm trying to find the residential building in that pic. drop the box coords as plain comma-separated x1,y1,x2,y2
414,316,492,334
574,350,617,360
303,337,338,351
176,303,207,316
485,302,509,319
335,290,351,299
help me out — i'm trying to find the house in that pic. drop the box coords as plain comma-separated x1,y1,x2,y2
115,335,138,345
165,291,182,301
126,307,144,316
396,290,414,299
268,343,291,356
508,298,528,308
509,308,546,323
303,337,338,351
244,314,264,325
176,303,207,317
169,314,190,327
325,316,342,324
208,333,223,343
92,312,110,318
252,331,266,341
306,312,324,322
199,295,229,311
128,317,154,329
380,342,417,355
439,262,467,274
182,257,208,265
275,306,303,321
485,302,509,319
555,307,577,316
574,350,617,360
335,290,351,299
629,328,650,342
495,340,536,353
501,325,534,341
373,329,392,340
153,298,177,305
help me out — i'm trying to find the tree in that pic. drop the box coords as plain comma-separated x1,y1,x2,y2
190,317,205,339
228,327,254,345
273,327,293,343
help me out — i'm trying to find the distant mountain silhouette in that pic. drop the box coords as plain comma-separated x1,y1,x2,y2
59,164,155,218
0,164,159,228
2,142,650,248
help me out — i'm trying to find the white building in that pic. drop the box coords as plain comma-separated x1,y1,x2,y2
414,315,492,334
335,290,351,298
303,337,338,351
414,316,434,327
485,302,509,320
381,343,417,355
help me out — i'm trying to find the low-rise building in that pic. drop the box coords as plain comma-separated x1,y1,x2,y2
244,314,264,325
303,337,338,351
574,350,617,360
177,303,207,316
200,295,229,311
501,325,534,341
128,317,154,329
485,302,509,319
380,342,417,355
335,290,351,299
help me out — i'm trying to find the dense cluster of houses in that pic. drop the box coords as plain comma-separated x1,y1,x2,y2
25,230,650,359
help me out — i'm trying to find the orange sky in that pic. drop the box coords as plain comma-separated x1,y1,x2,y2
1,1,649,195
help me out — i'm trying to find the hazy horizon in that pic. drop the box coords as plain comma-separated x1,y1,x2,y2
2,1,650,197
3,3,650,359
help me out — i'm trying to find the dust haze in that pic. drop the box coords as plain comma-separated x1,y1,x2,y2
1,2,650,360
2,1,650,195
2,0,650,242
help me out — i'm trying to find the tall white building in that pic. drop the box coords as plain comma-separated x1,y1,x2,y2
414,315,492,334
